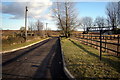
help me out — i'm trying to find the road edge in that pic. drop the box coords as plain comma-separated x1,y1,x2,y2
59,37,75,80
1,38,50,54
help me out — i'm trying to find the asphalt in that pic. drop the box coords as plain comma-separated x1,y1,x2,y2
2,37,69,80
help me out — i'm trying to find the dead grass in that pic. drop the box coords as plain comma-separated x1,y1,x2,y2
2,37,47,51
61,38,120,79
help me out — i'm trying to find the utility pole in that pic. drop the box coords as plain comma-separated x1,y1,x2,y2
25,6,28,41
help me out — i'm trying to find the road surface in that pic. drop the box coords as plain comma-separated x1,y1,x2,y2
2,37,69,79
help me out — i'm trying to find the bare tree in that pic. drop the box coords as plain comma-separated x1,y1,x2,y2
19,26,26,40
36,20,43,31
52,2,80,37
29,21,35,31
118,1,120,28
20,26,25,31
95,16,106,27
46,27,52,36
80,17,93,32
106,2,119,30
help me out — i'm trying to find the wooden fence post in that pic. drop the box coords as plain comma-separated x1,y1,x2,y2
117,35,119,56
91,34,92,47
105,37,107,52
87,34,88,45
80,34,81,43
100,30,102,60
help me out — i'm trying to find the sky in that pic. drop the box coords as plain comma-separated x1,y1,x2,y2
76,2,108,19
0,1,109,30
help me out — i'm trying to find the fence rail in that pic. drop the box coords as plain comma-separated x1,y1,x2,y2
73,34,120,57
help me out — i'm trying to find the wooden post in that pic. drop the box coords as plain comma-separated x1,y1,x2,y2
91,34,92,47
105,37,107,52
79,34,81,43
83,34,84,44
110,35,112,40
87,34,88,45
92,34,93,47
117,35,120,56
100,30,102,60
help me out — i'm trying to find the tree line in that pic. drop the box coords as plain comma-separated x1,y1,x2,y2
20,20,44,31
20,2,120,38
20,19,52,38
52,2,120,37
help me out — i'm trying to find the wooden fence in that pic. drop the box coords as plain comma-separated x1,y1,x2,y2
73,34,120,58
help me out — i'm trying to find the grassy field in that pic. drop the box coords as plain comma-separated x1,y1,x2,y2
2,37,48,52
61,38,120,79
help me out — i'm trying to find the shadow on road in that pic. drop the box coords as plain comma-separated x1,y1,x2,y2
33,38,69,79
50,38,69,80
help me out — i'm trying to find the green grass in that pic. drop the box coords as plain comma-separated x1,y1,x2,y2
61,38,120,79
2,38,48,52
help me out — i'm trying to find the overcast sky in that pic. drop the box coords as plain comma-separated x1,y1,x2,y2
0,0,119,30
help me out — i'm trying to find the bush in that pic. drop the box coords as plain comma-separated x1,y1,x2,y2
2,36,25,46
112,28,120,34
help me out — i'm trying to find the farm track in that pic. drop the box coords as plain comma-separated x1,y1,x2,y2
2,37,69,79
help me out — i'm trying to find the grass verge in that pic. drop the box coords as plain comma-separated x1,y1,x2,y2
61,38,120,79
2,37,48,52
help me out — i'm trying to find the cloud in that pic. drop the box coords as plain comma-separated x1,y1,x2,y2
2,2,25,19
1,0,53,20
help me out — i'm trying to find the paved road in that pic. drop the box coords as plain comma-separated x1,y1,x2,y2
2,37,69,79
